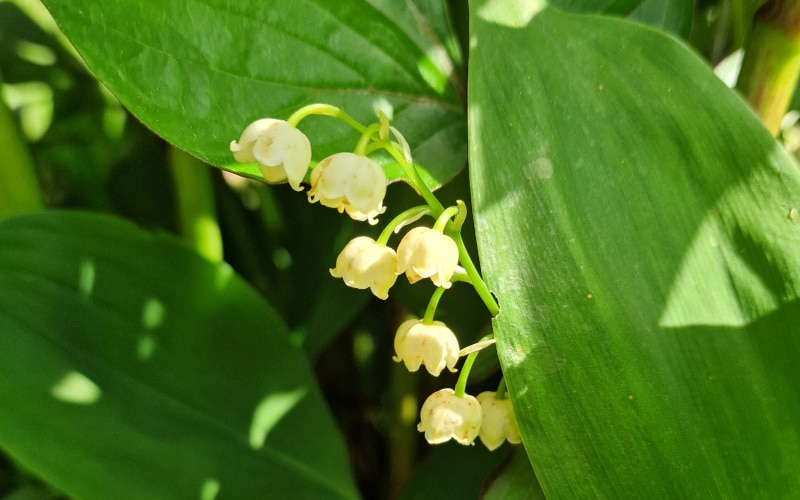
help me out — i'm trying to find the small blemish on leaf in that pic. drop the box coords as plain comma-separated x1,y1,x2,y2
627,394,634,401
789,207,797,222
586,293,593,299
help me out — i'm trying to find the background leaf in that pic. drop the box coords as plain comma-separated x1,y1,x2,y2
0,211,358,499
40,0,467,189
483,447,545,500
628,0,695,38
469,3,800,497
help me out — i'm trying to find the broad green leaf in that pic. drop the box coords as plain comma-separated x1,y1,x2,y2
0,211,358,499
40,0,466,189
470,3,800,498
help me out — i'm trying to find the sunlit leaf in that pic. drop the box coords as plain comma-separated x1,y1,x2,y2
470,3,800,497
40,0,466,189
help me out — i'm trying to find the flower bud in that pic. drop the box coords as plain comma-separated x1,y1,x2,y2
393,319,459,376
330,237,397,299
229,119,311,191
476,391,522,451
417,388,482,446
396,226,459,288
307,152,387,225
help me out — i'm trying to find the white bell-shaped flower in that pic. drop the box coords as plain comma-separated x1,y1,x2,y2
396,226,459,288
230,119,312,191
393,319,459,376
307,152,387,224
329,236,397,299
417,388,482,446
476,391,522,451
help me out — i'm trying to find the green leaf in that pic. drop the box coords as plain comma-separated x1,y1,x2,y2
399,442,508,499
483,447,545,500
469,4,800,497
549,0,642,15
628,0,695,38
40,0,466,189
0,211,358,499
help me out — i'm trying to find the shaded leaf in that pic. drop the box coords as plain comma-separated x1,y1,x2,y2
0,211,358,499
483,447,545,500
629,0,695,38
399,442,508,499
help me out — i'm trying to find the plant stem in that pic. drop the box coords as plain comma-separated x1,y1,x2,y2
170,147,223,262
448,230,500,316
379,141,445,215
287,103,367,133
376,205,430,245
433,205,460,232
423,287,446,323
736,0,800,135
496,377,508,399
454,349,480,398
0,78,44,219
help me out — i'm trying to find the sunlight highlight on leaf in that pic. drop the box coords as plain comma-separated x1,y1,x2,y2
141,298,165,329
200,478,220,500
249,388,308,450
50,371,101,405
78,259,95,297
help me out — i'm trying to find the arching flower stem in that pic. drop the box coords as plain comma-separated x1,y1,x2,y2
423,287,446,324
454,345,481,398
433,205,461,232
377,140,445,215
495,377,508,400
377,205,431,246
286,104,367,133
355,123,381,156
448,230,500,317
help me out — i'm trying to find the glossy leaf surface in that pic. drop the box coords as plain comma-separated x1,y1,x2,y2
41,0,466,189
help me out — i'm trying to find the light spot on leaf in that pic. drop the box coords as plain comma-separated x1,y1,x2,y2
78,259,95,297
199,478,220,500
137,334,156,360
141,298,165,329
249,388,308,449
527,158,553,180
51,371,101,405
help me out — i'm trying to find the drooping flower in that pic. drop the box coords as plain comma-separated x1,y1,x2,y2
393,319,459,376
476,391,522,451
307,152,387,224
229,119,311,191
329,236,397,299
396,226,459,288
417,388,482,446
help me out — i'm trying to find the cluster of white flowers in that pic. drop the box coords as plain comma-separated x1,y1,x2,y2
230,120,386,224
417,389,522,449
231,110,519,452
329,225,460,299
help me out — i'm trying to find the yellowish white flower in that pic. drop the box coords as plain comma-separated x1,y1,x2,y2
329,236,397,299
396,226,459,288
229,119,311,191
417,388,482,446
307,152,387,224
476,391,522,451
393,319,460,376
